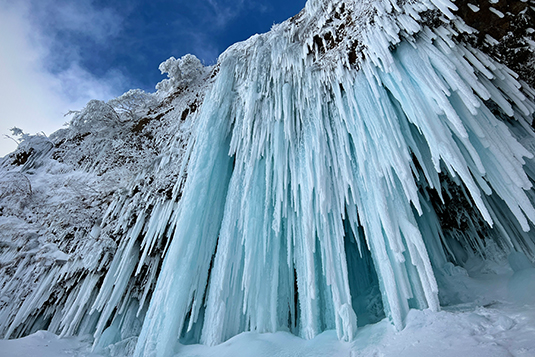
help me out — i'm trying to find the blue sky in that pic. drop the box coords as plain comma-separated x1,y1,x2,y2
0,0,306,156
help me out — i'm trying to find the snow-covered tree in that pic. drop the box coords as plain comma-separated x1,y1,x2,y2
107,89,155,120
156,54,204,93
69,100,121,134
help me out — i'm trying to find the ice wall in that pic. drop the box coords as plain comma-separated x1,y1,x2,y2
133,0,535,355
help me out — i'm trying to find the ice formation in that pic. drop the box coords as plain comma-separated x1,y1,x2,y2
1,0,535,356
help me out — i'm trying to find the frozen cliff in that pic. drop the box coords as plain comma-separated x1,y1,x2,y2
1,0,535,356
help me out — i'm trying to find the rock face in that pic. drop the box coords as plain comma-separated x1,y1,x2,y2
455,0,535,87
1,1,535,357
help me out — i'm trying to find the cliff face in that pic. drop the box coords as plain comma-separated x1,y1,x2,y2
1,1,535,356
455,0,535,87
0,62,214,343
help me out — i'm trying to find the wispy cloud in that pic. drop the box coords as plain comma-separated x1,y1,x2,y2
34,0,123,41
205,0,246,28
0,0,126,157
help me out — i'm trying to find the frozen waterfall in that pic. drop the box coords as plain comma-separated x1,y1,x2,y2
2,0,535,356
133,1,535,356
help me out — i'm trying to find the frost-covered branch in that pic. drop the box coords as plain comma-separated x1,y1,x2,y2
156,54,205,93
108,89,155,119
69,100,121,133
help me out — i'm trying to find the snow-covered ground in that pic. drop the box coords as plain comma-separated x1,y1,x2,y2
2,254,534,357
2,302,534,357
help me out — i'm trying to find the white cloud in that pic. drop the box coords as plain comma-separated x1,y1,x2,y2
0,1,126,157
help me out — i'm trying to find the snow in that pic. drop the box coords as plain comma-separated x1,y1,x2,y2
0,331,100,357
2,260,535,357
1,0,535,356
489,7,505,19
467,3,480,12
